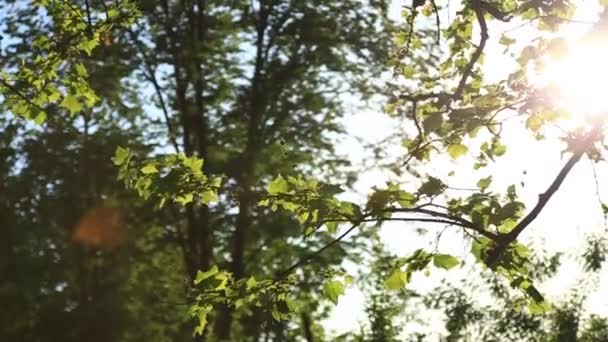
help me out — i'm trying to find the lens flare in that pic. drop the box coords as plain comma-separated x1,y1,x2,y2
538,41,608,118
72,206,126,249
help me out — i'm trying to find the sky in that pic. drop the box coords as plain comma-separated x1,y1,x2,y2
324,0,608,337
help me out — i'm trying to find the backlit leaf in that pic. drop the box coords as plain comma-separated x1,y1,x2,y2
323,280,344,304
268,175,289,195
59,94,83,115
194,266,219,285
385,269,408,290
477,176,492,191
433,254,460,270
448,143,468,159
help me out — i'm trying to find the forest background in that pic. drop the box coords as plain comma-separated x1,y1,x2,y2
3,0,608,341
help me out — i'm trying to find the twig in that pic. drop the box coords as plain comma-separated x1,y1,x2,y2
485,125,603,267
431,0,441,44
452,0,488,101
386,206,498,240
590,159,607,231
125,26,181,153
0,77,82,137
275,223,359,279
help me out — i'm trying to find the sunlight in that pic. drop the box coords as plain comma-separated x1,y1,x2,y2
538,40,608,118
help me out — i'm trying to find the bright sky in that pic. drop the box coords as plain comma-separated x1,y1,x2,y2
325,0,608,338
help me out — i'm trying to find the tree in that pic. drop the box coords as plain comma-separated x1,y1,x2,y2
4,0,608,341
2,0,392,340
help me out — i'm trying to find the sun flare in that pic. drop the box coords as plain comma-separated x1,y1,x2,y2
538,41,608,118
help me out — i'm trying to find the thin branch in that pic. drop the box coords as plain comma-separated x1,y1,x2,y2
447,186,479,192
0,77,82,137
386,206,498,240
323,216,470,227
275,223,359,279
273,205,493,280
590,159,607,231
433,224,450,253
485,125,603,267
431,0,441,44
411,101,423,139
84,0,93,29
393,7,418,77
479,1,512,22
453,0,488,101
125,26,180,153
0,78,44,111
401,138,442,166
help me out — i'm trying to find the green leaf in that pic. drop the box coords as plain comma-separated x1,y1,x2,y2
473,95,501,109
326,221,338,234
393,32,407,45
499,34,516,46
33,112,47,125
477,176,492,191
447,143,468,159
398,191,416,208
140,164,158,174
422,112,443,133
271,308,281,321
108,8,120,19
59,94,83,115
182,156,203,172
419,177,446,197
471,79,482,89
498,218,518,233
384,269,408,290
112,147,131,166
194,266,219,285
192,305,212,336
526,114,543,131
46,85,61,102
323,280,345,304
78,37,99,56
433,254,460,270
471,210,489,228
246,276,257,290
176,193,194,205
268,175,289,195
367,190,391,212
492,141,507,156
384,102,396,114
528,299,550,314
471,237,492,261
200,190,218,204
74,63,88,77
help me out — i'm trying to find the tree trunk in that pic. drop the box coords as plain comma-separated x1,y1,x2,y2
301,312,315,342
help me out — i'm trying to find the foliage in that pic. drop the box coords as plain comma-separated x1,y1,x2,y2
4,0,608,341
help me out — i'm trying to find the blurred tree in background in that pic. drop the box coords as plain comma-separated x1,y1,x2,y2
3,0,608,341
0,0,392,340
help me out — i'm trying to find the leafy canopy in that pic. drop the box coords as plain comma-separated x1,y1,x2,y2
5,0,608,338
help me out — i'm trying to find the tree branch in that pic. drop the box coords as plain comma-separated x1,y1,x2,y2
275,223,359,279
431,0,441,44
453,0,488,101
485,125,603,267
385,206,498,240
125,25,181,153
